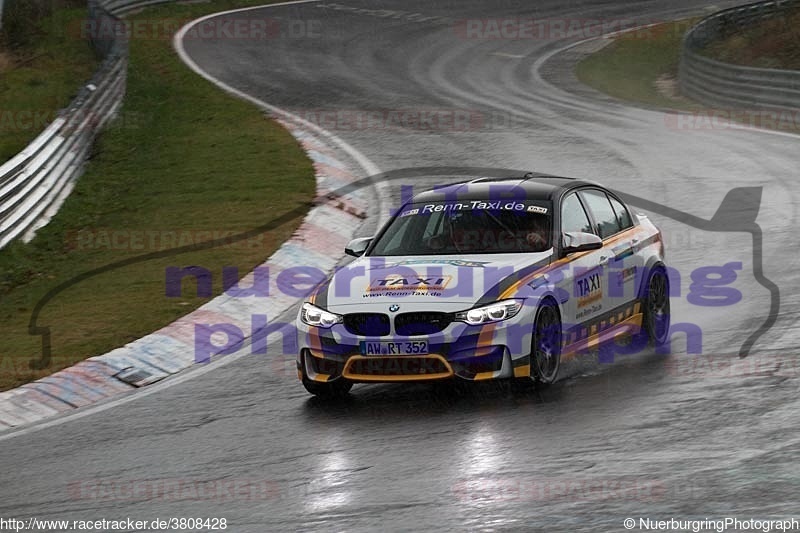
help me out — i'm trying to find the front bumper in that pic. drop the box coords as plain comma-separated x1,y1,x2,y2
296,314,533,383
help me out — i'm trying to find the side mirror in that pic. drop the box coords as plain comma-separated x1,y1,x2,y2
562,231,602,255
345,237,373,257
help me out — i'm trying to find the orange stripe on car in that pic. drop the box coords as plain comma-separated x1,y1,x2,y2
500,227,647,299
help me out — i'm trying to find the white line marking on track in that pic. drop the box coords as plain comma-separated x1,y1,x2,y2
491,52,525,59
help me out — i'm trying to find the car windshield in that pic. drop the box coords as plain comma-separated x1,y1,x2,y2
369,201,552,256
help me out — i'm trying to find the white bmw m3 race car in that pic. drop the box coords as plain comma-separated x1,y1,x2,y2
296,175,670,397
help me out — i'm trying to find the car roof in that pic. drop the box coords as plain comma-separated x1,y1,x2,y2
409,174,601,203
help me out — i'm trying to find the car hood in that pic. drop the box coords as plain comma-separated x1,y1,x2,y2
314,252,553,311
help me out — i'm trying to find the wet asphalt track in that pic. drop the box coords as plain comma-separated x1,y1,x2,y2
2,1,800,531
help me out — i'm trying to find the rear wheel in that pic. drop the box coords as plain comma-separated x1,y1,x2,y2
530,301,562,384
641,266,670,346
302,376,353,399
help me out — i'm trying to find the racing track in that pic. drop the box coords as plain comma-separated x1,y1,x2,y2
2,1,800,530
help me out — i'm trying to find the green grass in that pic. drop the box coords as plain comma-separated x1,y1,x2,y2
575,19,701,110
575,14,800,135
0,0,318,390
0,6,99,163
702,7,800,69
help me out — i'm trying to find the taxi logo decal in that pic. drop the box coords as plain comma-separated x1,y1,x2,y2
366,275,453,295
576,271,602,307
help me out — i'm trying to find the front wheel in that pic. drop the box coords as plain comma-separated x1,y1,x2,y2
302,376,353,398
641,266,671,346
530,301,562,384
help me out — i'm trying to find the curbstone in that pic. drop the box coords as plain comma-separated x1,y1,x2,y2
0,104,374,431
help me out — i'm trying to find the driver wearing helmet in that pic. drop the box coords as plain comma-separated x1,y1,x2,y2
525,217,549,252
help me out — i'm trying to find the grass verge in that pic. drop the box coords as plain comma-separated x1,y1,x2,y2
702,7,800,69
575,19,701,110
0,5,99,163
0,0,318,390
576,16,800,134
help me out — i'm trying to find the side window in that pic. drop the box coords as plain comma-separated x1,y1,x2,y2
580,190,622,239
561,193,593,235
608,194,633,230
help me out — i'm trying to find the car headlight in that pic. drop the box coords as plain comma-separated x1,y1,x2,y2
300,302,343,328
454,299,524,325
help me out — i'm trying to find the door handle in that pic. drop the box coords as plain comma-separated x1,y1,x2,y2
599,255,609,265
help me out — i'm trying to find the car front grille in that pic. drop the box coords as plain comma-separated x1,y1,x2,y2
394,312,452,336
343,355,453,380
343,313,391,336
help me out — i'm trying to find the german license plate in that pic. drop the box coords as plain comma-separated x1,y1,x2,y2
359,341,429,356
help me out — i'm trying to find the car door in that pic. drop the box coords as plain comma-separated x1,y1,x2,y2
578,189,644,313
555,191,608,334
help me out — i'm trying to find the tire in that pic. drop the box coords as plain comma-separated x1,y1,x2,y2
302,376,353,399
530,300,562,384
641,266,671,346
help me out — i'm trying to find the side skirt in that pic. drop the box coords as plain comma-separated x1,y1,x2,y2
562,302,644,360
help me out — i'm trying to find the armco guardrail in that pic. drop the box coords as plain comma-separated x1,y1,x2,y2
0,1,124,249
679,0,800,112
0,0,178,250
